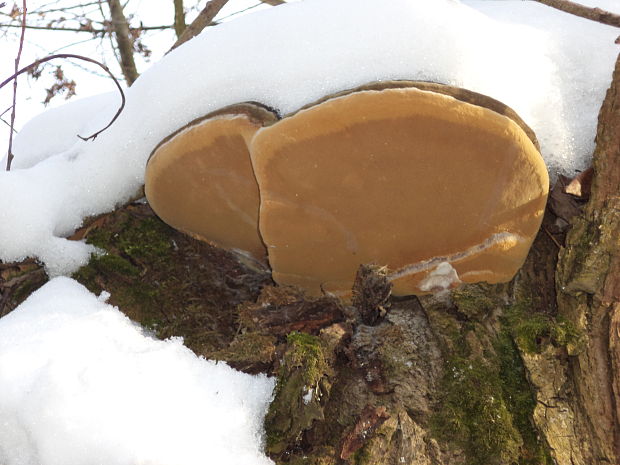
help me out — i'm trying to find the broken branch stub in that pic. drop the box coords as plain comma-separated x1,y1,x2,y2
145,82,549,297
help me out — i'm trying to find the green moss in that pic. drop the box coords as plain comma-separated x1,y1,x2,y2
285,331,329,389
71,213,179,338
286,447,337,465
265,332,332,456
452,284,499,318
431,356,522,465
116,217,172,262
12,277,46,305
496,331,553,465
428,282,557,465
84,227,113,249
504,302,582,354
210,333,276,366
351,445,371,465
72,254,139,295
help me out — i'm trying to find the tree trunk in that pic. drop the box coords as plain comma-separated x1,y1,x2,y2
551,51,620,464
107,0,139,86
173,0,186,39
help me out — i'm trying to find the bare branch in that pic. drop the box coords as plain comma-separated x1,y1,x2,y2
29,1,103,15
169,0,230,51
6,0,26,171
0,22,172,33
1,53,126,144
173,0,185,39
107,0,139,85
533,0,620,28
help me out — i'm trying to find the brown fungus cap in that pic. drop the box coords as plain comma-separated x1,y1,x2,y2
145,103,278,264
250,84,549,296
145,82,549,297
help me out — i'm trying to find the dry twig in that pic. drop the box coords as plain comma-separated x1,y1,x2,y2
6,0,26,171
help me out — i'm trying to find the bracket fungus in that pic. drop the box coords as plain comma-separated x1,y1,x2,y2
145,104,278,264
145,81,549,297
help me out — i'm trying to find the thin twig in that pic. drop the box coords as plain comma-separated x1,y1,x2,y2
533,0,620,28
6,0,27,171
0,22,172,33
1,53,126,144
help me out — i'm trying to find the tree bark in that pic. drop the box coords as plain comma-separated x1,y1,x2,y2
554,52,620,463
107,0,139,86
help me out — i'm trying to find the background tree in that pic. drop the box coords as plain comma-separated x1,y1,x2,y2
0,0,285,99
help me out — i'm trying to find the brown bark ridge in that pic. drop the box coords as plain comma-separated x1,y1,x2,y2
173,0,186,39
169,0,230,51
556,52,620,463
533,0,620,28
107,0,139,86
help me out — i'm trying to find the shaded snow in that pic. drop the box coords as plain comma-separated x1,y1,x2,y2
0,0,618,274
0,277,275,465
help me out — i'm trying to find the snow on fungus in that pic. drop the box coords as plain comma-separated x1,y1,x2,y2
145,104,278,264
145,81,549,296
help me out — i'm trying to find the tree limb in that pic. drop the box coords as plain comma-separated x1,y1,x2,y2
107,0,139,85
533,0,620,28
261,0,285,5
169,0,229,52
173,0,185,39
1,53,126,144
0,22,172,33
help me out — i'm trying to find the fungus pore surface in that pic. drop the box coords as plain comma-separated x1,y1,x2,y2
145,84,549,296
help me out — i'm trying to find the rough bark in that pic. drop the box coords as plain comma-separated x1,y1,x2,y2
107,0,139,85
554,52,620,463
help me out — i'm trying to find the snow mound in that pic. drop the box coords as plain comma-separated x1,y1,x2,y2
0,0,618,275
7,92,117,170
0,277,275,465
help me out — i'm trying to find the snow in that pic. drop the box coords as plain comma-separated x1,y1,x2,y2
9,93,117,170
419,262,461,293
0,0,618,275
0,277,275,465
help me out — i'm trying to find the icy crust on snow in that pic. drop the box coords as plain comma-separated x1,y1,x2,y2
0,277,275,465
0,0,618,275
